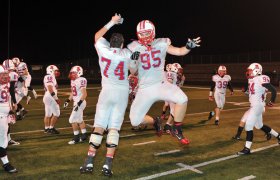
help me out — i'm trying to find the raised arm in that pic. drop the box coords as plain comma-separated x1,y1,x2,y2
167,37,201,56
94,13,124,43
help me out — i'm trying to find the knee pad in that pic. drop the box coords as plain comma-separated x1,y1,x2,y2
246,130,254,142
89,132,103,149
106,130,119,148
0,147,7,157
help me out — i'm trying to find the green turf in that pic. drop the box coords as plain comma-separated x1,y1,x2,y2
1,85,279,179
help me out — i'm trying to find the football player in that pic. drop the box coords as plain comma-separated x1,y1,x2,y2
236,63,280,155
43,65,61,134
128,19,200,145
0,65,18,173
160,63,172,120
80,14,138,176
163,63,186,134
208,65,233,125
2,59,20,146
64,66,88,144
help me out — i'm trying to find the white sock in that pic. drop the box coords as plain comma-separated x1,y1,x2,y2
45,126,50,129
8,133,11,141
245,141,252,149
1,156,9,165
270,129,279,137
74,130,79,135
81,129,87,134
49,126,54,129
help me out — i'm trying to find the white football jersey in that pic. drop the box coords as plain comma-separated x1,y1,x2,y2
212,74,231,94
248,75,270,106
9,71,18,82
71,77,87,102
127,38,171,88
166,71,177,85
0,83,10,108
43,74,58,94
95,37,132,87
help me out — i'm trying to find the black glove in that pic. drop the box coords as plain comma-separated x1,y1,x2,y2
186,37,201,49
130,51,140,60
74,100,83,111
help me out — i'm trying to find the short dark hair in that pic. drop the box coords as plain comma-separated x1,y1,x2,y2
110,33,124,48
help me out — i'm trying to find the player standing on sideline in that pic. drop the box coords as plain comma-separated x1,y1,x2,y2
208,65,233,125
0,65,17,173
64,66,88,144
80,14,138,176
128,19,201,144
237,63,280,154
2,59,20,146
43,65,61,134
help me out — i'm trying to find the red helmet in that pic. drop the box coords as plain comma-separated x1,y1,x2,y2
136,20,155,46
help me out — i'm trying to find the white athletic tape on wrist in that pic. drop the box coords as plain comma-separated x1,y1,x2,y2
104,21,115,30
209,91,213,96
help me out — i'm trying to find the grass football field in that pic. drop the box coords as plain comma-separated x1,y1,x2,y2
1,84,280,179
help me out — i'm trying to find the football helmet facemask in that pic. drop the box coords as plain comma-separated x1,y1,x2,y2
136,20,155,46
218,65,227,77
69,66,83,80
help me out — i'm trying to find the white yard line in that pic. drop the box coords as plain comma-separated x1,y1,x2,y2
176,163,203,174
237,175,256,180
134,143,279,180
154,149,181,156
133,141,156,146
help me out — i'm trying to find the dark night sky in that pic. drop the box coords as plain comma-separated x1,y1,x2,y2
1,0,280,64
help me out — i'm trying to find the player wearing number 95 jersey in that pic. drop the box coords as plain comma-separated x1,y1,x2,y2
208,65,233,125
80,13,138,176
127,19,201,145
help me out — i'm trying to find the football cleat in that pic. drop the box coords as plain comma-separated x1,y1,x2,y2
80,133,87,142
8,140,20,146
21,109,28,118
208,111,214,120
153,116,163,137
16,114,23,121
48,128,60,134
237,147,251,155
80,164,93,174
277,135,280,144
44,128,49,133
265,133,271,141
232,135,241,140
163,124,172,134
102,165,113,177
214,120,219,125
3,163,18,173
170,127,190,145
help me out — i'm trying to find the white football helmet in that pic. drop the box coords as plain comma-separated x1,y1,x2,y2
69,65,83,80
218,65,227,77
166,64,172,72
46,65,60,77
246,63,262,79
0,65,10,84
3,59,16,71
136,20,155,45
17,62,29,75
12,57,21,67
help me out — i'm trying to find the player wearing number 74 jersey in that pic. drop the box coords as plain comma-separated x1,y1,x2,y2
80,13,138,176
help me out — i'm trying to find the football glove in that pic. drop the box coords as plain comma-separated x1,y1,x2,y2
74,100,83,111
186,37,201,49
266,101,273,107
130,51,140,60
64,99,70,109
209,96,214,101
